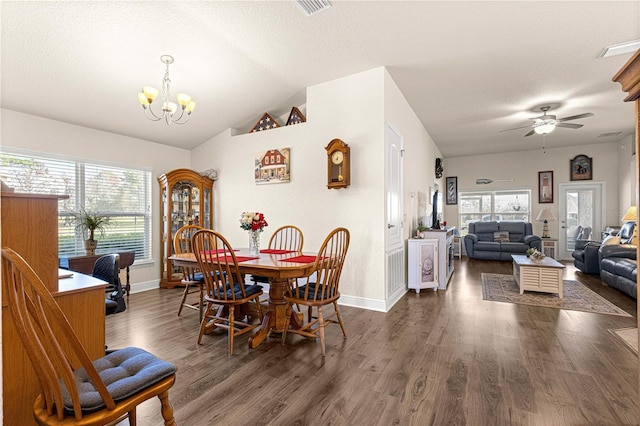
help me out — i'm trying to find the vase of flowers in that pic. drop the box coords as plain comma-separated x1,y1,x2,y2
240,211,268,255
527,247,545,263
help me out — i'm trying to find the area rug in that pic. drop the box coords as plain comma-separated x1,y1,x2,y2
609,327,638,355
481,273,632,317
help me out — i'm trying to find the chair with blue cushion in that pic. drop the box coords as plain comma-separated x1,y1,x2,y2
281,227,350,356
174,224,205,320
1,247,177,425
192,229,264,355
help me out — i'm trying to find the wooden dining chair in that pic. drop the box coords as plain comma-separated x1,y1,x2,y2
282,227,350,356
251,225,304,284
192,229,264,355
1,247,177,425
174,224,205,320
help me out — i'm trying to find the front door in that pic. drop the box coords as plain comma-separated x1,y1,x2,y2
558,182,605,260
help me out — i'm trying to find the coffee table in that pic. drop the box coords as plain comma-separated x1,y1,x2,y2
511,254,566,298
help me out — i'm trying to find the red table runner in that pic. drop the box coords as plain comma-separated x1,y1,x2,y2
281,255,319,263
260,249,296,254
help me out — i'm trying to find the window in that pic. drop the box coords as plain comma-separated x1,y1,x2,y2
1,150,152,262
458,189,531,235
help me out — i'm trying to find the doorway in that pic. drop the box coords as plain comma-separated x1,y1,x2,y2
385,122,404,298
558,182,605,260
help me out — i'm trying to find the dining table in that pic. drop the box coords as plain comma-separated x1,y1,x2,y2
169,248,317,349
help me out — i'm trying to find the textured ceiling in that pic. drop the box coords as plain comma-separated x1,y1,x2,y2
1,1,639,157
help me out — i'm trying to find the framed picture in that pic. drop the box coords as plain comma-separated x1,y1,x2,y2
570,154,592,181
446,176,457,205
538,171,553,203
255,147,290,184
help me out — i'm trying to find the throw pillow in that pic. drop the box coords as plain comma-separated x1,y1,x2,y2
493,231,510,242
602,235,621,245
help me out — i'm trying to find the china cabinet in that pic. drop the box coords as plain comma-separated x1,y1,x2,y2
158,168,214,288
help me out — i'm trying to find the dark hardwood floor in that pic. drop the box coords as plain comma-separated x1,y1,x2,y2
107,259,639,425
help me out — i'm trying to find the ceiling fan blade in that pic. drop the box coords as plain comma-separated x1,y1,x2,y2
524,129,536,137
499,124,534,133
556,122,583,129
557,112,594,122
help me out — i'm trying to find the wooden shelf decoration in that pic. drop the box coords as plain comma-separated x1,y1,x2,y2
286,106,306,126
250,112,281,132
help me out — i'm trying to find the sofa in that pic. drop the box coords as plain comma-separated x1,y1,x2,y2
572,239,602,274
464,221,542,261
598,222,637,299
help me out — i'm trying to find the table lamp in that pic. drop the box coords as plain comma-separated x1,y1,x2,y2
536,208,557,239
622,205,637,245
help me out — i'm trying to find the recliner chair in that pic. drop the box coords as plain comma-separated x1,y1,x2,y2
93,254,126,315
572,238,601,274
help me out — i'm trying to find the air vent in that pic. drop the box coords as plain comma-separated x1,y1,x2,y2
295,0,331,17
598,131,623,137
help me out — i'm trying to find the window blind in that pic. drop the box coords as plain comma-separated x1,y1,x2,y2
1,151,151,262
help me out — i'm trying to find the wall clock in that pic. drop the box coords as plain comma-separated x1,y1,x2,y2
325,138,350,189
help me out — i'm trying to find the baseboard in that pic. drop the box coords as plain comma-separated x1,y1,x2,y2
129,279,160,294
339,294,389,312
127,280,401,314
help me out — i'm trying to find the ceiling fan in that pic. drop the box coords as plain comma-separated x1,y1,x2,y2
499,105,594,137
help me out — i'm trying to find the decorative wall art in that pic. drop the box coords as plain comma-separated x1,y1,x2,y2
255,147,290,185
446,176,458,205
250,112,281,132
570,154,592,181
435,158,443,178
286,107,306,126
538,171,553,203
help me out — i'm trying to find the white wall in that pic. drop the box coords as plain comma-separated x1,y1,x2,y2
191,67,443,310
443,140,626,239
383,69,443,240
1,108,192,289
618,134,637,216
192,68,388,309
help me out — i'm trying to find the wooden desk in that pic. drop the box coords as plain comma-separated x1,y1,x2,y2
170,250,316,348
59,251,135,298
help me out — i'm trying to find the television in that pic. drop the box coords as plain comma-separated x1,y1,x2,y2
432,190,441,228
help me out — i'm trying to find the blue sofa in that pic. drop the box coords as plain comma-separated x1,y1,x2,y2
464,221,542,261
597,222,637,299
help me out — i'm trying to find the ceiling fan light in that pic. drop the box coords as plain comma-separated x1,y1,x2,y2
534,123,556,134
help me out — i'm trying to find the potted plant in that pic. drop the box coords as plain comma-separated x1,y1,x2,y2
74,208,110,255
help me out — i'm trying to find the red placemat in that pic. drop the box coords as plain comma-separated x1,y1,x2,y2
260,249,296,254
281,255,318,263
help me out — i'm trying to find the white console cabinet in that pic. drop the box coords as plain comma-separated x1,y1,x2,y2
408,239,439,293
412,228,455,291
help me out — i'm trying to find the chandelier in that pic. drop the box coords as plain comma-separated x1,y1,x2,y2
138,55,196,125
